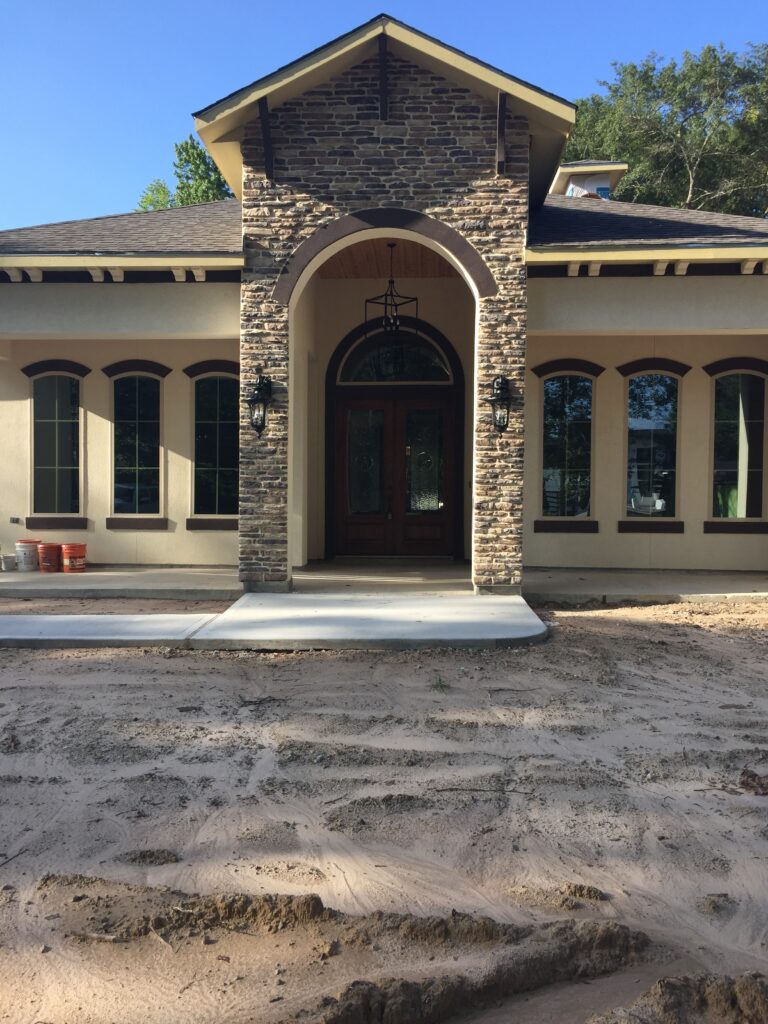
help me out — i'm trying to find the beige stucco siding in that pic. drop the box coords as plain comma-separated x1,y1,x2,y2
528,276,768,335
524,334,768,570
0,337,238,565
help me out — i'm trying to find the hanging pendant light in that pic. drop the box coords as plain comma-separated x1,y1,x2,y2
364,242,419,336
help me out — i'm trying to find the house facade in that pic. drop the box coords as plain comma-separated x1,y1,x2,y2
1,15,767,590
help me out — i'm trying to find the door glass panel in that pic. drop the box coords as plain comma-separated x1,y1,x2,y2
406,410,443,512
347,409,384,514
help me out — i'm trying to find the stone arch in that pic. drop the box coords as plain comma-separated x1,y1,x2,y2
272,208,498,305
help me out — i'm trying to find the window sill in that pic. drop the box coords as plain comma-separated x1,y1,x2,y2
618,519,684,533
26,516,88,530
105,517,168,531
534,519,598,533
704,520,768,534
186,518,238,531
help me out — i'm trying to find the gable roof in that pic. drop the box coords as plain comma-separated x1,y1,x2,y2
0,200,242,257
193,14,576,206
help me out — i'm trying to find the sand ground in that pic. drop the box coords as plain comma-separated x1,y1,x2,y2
0,600,767,1022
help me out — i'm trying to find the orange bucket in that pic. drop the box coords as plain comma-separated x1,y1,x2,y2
61,543,87,573
37,543,62,573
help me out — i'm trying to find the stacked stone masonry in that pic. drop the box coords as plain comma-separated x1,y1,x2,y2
240,52,528,590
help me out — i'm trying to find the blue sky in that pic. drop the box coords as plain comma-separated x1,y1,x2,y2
0,0,764,230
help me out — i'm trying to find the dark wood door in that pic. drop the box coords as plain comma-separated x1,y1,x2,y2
334,392,456,556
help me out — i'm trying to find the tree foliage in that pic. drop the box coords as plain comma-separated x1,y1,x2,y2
137,135,233,211
564,44,768,216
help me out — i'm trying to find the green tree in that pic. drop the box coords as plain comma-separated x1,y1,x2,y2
564,44,768,216
137,135,233,210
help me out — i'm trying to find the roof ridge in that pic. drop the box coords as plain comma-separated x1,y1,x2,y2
0,198,240,237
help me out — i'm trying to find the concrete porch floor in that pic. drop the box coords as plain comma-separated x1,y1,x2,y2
0,559,765,602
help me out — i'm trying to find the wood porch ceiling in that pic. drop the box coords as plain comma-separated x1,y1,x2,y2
317,238,460,279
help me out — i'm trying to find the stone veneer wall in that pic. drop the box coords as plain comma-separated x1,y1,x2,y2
240,53,528,591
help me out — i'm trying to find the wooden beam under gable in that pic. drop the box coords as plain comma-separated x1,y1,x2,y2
496,92,508,175
378,34,388,121
258,96,274,181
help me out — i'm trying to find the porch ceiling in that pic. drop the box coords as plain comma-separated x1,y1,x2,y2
316,238,460,279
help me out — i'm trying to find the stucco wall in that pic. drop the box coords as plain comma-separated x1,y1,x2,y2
524,334,768,570
0,336,238,565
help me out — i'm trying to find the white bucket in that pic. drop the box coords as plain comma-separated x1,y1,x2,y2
1,553,17,572
15,541,40,572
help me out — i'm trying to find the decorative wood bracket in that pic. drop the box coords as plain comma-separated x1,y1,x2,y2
378,34,388,120
496,92,508,175
258,96,274,181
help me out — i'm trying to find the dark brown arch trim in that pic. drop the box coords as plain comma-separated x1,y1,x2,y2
272,207,498,305
617,358,691,378
101,360,172,378
183,360,240,378
531,358,605,378
703,357,768,377
22,359,91,378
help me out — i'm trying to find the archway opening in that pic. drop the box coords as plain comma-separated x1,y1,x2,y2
289,235,476,567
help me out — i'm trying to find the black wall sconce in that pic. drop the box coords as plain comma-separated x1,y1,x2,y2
487,375,512,433
244,374,273,436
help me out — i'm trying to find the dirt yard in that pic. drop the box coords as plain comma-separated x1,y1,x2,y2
1,600,767,1023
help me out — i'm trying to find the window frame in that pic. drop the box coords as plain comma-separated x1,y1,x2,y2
109,372,165,518
622,370,683,522
336,330,454,386
708,369,768,522
29,371,84,518
538,370,597,520
188,371,240,520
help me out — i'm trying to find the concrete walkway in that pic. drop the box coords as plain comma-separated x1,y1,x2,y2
0,594,547,650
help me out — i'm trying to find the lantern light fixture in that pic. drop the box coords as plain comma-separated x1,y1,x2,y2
244,374,273,436
364,242,418,335
488,375,512,433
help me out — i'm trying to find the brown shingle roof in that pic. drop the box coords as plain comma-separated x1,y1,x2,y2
0,200,242,256
530,194,768,249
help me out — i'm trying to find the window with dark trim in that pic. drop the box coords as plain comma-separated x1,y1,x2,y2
713,373,765,519
194,376,239,515
542,374,593,517
33,375,80,514
626,374,678,518
113,376,160,514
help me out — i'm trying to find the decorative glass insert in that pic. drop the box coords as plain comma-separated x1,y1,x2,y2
339,332,451,383
194,376,239,515
113,376,160,514
542,375,592,517
347,409,384,514
33,375,80,513
626,374,678,517
713,373,765,518
405,410,443,512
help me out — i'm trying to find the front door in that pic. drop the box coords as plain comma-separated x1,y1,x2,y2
334,394,456,556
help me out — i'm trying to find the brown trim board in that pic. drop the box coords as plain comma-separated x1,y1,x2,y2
22,360,91,378
531,359,605,378
617,358,691,377
703,357,768,377
25,516,88,530
106,517,169,530
184,360,240,378
186,518,238,531
102,360,172,378
534,519,599,533
618,520,684,533
704,520,768,534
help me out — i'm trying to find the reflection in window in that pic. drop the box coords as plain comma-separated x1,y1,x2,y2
194,377,239,515
627,374,678,517
347,409,383,514
113,376,160,514
33,375,80,513
542,375,592,517
713,374,765,518
340,331,451,383
406,410,443,512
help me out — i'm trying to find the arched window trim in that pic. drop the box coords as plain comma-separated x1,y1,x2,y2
102,359,172,379
22,359,91,378
183,360,240,379
704,357,768,378
617,358,691,378
531,359,605,379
